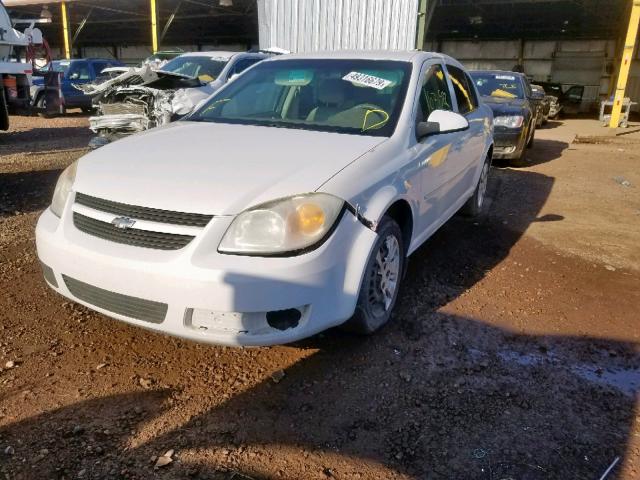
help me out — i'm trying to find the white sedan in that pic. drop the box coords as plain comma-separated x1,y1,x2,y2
36,51,494,346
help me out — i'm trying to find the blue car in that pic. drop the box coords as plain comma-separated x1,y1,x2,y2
31,58,125,113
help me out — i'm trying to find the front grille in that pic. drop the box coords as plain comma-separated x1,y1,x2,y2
73,212,194,250
63,275,167,324
75,193,213,227
100,102,147,116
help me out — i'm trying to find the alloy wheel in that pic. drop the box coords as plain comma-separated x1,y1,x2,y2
368,234,401,316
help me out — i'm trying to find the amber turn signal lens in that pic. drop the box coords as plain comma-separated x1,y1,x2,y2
295,203,325,235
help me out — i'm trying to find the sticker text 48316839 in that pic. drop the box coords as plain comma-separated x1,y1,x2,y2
343,71,392,90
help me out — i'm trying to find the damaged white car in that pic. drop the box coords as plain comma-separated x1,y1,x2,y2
81,51,269,147
37,51,494,346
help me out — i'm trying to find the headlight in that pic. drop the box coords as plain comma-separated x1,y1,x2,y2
51,161,78,218
218,193,345,255
494,115,524,128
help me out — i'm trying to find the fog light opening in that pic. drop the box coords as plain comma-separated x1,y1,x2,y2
266,308,301,331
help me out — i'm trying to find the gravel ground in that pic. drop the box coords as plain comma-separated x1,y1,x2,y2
0,115,639,480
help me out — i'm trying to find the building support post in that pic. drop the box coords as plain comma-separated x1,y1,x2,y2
609,0,640,128
61,2,71,60
150,0,159,54
415,0,428,50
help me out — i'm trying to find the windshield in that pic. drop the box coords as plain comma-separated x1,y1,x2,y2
188,59,412,137
160,56,228,82
50,60,71,74
470,72,524,99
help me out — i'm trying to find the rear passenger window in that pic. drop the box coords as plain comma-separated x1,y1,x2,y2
417,64,452,122
231,58,261,76
447,65,478,115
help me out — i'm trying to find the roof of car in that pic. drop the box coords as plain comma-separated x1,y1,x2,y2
281,50,426,61
178,51,263,59
265,50,467,68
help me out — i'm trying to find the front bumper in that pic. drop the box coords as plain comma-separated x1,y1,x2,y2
491,127,527,160
36,198,377,346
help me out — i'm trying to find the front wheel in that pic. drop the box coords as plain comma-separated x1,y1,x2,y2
343,216,405,335
36,93,50,118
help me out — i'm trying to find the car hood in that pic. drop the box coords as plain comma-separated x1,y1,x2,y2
74,121,385,215
481,96,527,115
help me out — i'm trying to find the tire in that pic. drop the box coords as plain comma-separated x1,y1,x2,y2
35,93,49,118
509,147,529,167
343,216,405,335
526,124,535,149
461,157,490,217
0,89,9,131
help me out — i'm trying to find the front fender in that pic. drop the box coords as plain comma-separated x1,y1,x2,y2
350,184,415,232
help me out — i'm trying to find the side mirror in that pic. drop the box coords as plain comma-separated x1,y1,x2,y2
229,72,240,82
416,110,469,140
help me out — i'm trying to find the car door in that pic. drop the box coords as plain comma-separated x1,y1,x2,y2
441,64,486,213
409,61,462,242
63,61,91,107
562,85,584,115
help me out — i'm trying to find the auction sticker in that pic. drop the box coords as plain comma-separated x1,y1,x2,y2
495,75,516,80
343,71,392,90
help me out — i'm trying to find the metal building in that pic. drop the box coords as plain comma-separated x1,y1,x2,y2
257,0,421,52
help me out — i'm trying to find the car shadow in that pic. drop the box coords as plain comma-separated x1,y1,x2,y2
538,120,563,130
0,168,63,216
0,126,91,155
1,169,637,479
492,139,569,169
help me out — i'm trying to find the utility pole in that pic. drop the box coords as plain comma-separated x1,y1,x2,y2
61,2,71,60
150,0,159,54
609,0,640,128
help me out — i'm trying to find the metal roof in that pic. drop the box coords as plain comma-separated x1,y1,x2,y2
4,0,632,51
6,0,258,48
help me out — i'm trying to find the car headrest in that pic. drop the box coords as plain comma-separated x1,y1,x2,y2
317,78,346,106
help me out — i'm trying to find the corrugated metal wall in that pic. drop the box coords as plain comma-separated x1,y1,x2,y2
258,0,419,52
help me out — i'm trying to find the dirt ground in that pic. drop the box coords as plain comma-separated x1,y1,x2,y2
0,114,639,480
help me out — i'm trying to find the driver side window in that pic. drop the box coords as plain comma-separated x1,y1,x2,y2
67,62,91,81
417,64,453,123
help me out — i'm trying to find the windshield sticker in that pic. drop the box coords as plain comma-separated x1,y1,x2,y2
343,72,393,90
495,75,516,80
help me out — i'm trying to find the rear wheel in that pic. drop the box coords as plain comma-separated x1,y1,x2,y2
0,89,9,131
343,216,404,335
461,157,490,217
